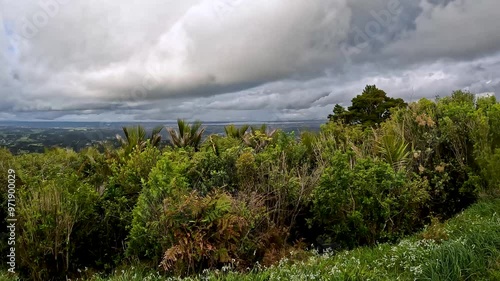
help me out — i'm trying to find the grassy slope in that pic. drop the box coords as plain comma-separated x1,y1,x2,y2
2,198,499,281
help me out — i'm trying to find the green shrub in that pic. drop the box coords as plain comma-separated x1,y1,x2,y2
77,147,112,190
188,143,241,195
126,150,191,263
235,148,258,191
254,137,322,237
73,145,162,271
159,190,263,276
107,145,161,199
309,152,429,247
390,95,485,218
317,122,374,160
16,152,98,280
473,102,500,191
127,149,272,275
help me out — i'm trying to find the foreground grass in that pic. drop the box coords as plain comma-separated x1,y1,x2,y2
3,198,500,281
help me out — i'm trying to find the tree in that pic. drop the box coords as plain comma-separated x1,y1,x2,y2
328,104,347,123
224,124,249,139
329,85,407,127
166,119,206,151
116,125,163,155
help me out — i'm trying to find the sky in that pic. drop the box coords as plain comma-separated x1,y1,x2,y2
0,0,499,122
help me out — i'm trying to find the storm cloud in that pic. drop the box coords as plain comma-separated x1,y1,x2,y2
1,0,499,121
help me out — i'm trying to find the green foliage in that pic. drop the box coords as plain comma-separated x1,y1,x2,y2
108,145,162,198
477,148,500,191
242,125,277,152
329,85,407,127
224,124,249,139
310,152,429,247
77,147,112,189
201,134,243,157
188,143,241,195
253,132,321,234
167,119,206,150
127,150,191,262
15,149,98,280
317,121,374,160
80,146,162,270
116,125,163,156
374,122,410,172
328,104,347,123
4,89,500,279
437,90,477,168
16,148,82,185
159,190,262,275
473,102,500,190
235,149,258,191
83,198,500,281
389,92,487,218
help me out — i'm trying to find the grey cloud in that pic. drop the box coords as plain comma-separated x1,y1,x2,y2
0,0,499,121
382,0,500,63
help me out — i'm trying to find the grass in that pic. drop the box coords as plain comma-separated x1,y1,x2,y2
3,197,500,280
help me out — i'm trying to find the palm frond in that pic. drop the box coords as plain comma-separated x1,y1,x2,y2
167,119,206,150
224,124,249,139
375,130,410,171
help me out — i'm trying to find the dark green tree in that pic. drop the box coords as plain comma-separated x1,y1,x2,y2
328,104,348,123
329,85,407,127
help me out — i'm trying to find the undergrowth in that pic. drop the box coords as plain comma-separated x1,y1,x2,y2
27,196,497,281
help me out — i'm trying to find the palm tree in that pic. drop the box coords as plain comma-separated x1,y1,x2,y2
242,124,278,152
249,124,277,138
116,125,163,155
224,124,249,139
166,119,206,150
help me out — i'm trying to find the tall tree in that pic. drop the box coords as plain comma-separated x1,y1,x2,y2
329,85,406,127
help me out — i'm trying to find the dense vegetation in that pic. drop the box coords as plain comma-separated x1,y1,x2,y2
23,196,496,281
1,86,499,280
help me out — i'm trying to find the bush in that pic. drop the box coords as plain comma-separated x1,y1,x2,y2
159,190,264,275
73,145,162,271
188,143,241,195
474,102,500,191
127,149,272,275
309,152,429,247
126,150,191,263
391,95,484,218
107,145,162,198
15,150,98,280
